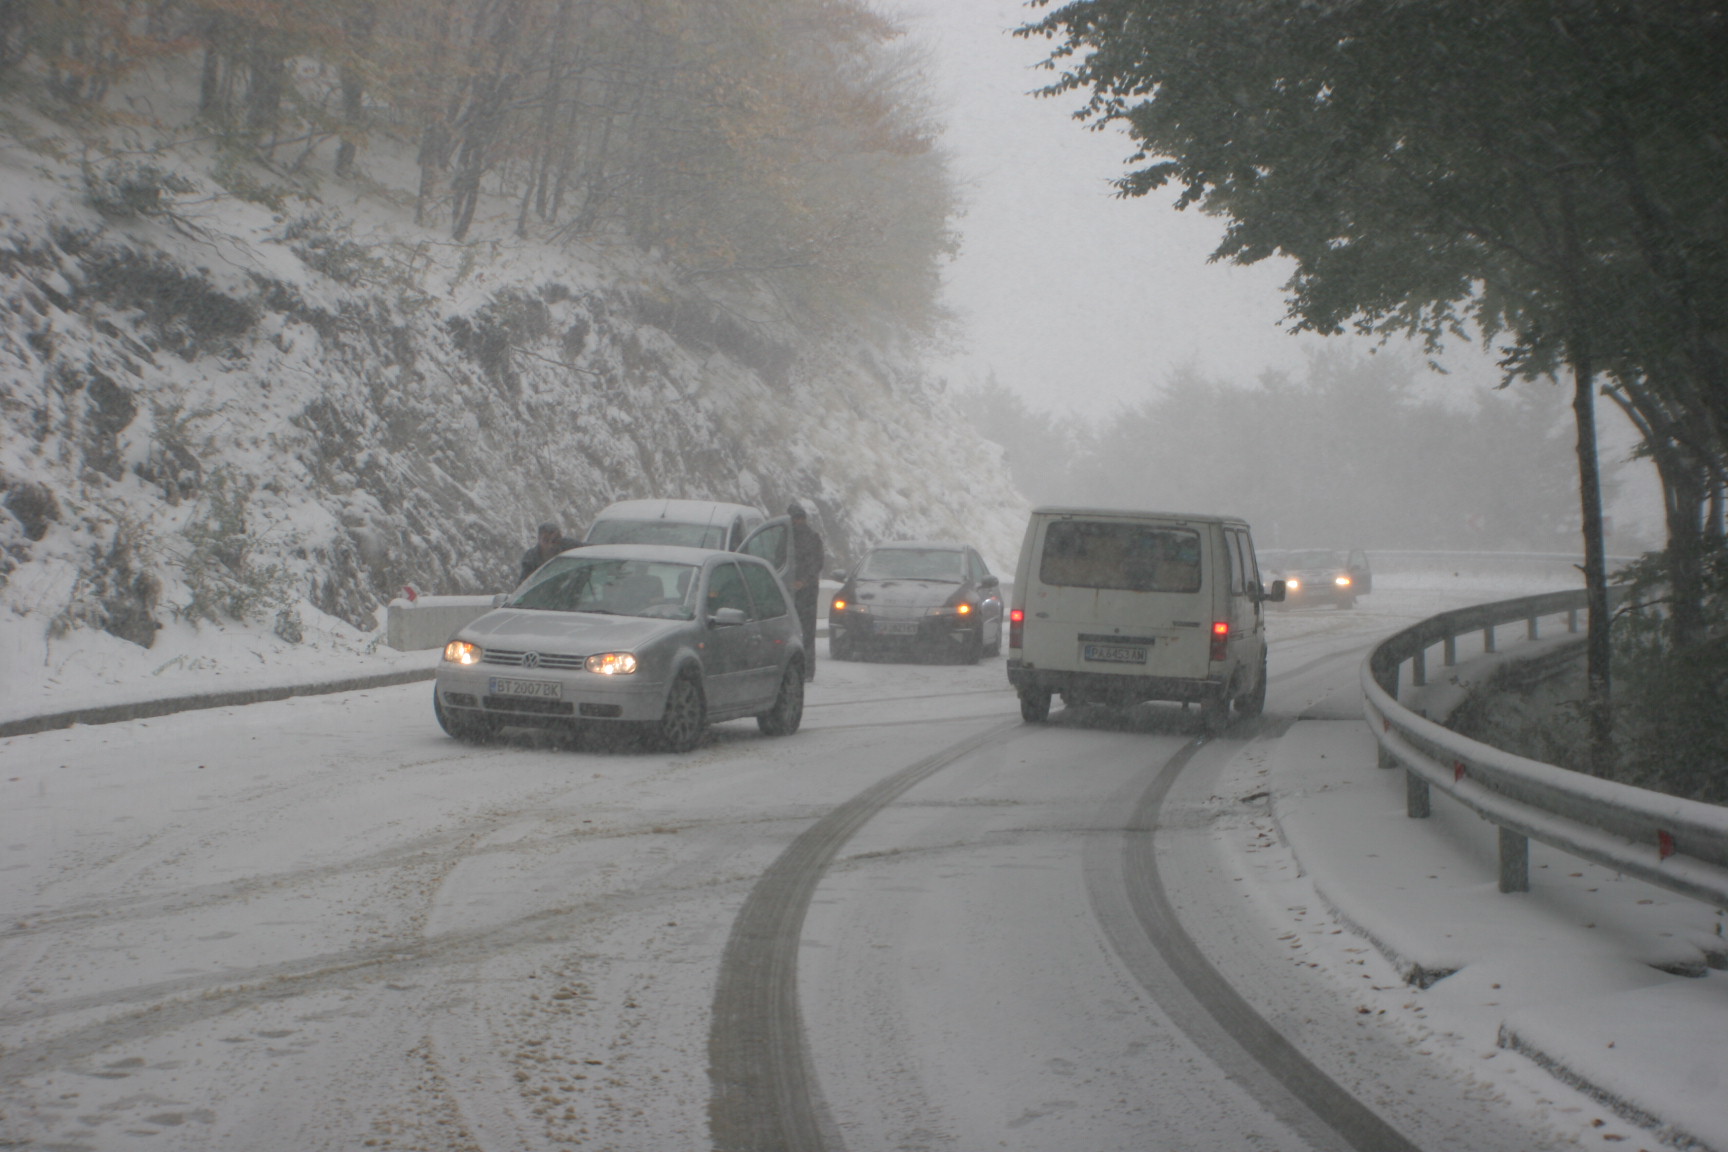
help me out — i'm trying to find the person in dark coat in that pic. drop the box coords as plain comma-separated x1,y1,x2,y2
519,520,579,584
788,502,824,681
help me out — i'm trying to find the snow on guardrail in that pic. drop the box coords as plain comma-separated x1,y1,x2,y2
1361,588,1728,908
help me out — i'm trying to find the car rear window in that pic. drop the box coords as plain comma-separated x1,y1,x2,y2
1039,521,1203,594
859,548,963,581
586,519,726,549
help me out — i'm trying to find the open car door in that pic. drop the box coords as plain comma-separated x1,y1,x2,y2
738,516,794,585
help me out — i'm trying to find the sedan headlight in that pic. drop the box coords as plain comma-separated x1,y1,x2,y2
444,640,482,665
585,652,639,675
1285,578,1301,591
1334,575,1353,587
927,602,975,617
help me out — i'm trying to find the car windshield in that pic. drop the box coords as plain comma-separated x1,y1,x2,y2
510,557,697,619
1287,550,1348,569
585,519,726,549
858,548,963,581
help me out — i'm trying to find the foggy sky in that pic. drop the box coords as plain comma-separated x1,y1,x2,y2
889,0,1508,417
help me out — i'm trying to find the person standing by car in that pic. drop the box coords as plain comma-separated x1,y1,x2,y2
788,502,824,681
519,520,579,584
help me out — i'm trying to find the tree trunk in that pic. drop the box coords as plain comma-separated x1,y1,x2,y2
1570,352,1614,769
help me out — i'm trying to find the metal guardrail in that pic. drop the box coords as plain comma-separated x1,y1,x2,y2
1361,588,1728,907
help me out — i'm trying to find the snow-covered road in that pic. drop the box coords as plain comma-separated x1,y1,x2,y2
0,580,1628,1151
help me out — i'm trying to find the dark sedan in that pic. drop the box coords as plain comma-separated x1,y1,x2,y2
828,542,1004,664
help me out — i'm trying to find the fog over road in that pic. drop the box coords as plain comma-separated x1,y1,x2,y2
2,581,1590,1151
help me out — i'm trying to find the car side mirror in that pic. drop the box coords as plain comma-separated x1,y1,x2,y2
1263,579,1287,603
828,568,848,583
709,606,747,628
980,574,1000,589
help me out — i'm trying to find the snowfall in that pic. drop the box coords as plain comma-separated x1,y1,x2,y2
1,565,1724,1152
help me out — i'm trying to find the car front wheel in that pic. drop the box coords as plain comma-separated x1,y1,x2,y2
757,661,805,736
649,670,706,752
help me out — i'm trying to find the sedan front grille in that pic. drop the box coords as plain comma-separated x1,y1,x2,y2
482,648,586,671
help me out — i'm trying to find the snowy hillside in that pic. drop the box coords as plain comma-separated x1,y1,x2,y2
0,101,1028,709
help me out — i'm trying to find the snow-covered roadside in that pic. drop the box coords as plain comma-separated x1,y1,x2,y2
1265,690,1728,1151
0,601,437,731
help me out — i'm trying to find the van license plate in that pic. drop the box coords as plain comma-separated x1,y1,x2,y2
1083,643,1148,665
488,677,562,698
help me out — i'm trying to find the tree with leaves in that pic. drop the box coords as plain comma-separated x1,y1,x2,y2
1021,0,1728,760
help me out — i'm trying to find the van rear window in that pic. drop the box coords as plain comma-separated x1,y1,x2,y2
1039,521,1202,593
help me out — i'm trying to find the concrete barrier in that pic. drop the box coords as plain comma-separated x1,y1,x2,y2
385,595,498,651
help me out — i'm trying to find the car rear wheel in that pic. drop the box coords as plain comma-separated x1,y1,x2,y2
757,660,805,736
1019,687,1052,723
649,670,706,753
434,692,499,743
829,632,853,661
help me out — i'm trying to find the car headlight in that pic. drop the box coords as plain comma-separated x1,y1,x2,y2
1286,578,1301,591
1335,575,1352,587
928,602,975,617
831,597,848,613
585,652,639,675
444,640,482,665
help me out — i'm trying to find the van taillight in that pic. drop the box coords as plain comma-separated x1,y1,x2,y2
1009,608,1024,649
1210,621,1230,662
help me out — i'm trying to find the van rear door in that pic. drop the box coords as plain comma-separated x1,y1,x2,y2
1021,516,1213,681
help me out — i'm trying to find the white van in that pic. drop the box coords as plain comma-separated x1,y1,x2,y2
583,499,799,585
584,499,766,551
1006,507,1284,729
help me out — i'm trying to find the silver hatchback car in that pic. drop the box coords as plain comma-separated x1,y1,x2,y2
434,544,805,752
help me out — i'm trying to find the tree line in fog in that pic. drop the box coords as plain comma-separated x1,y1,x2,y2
0,0,954,329
966,351,1584,554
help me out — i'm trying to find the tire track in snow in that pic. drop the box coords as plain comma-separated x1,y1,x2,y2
1083,729,1423,1152
707,719,1019,1152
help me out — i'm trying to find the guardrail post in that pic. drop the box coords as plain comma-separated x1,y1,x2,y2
1527,614,1539,641
1483,623,1496,654
1443,635,1457,666
1567,609,1579,633
1406,770,1431,818
1498,827,1529,893
1376,661,1402,769
1412,648,1427,687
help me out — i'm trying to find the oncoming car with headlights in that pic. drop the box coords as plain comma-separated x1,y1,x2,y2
1271,548,1371,609
433,544,805,752
828,541,1003,664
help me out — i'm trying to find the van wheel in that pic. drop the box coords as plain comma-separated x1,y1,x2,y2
1235,655,1267,719
1019,688,1052,723
1199,692,1230,734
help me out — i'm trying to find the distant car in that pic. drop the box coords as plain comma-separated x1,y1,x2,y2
1270,548,1371,608
828,541,1004,663
433,544,805,752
